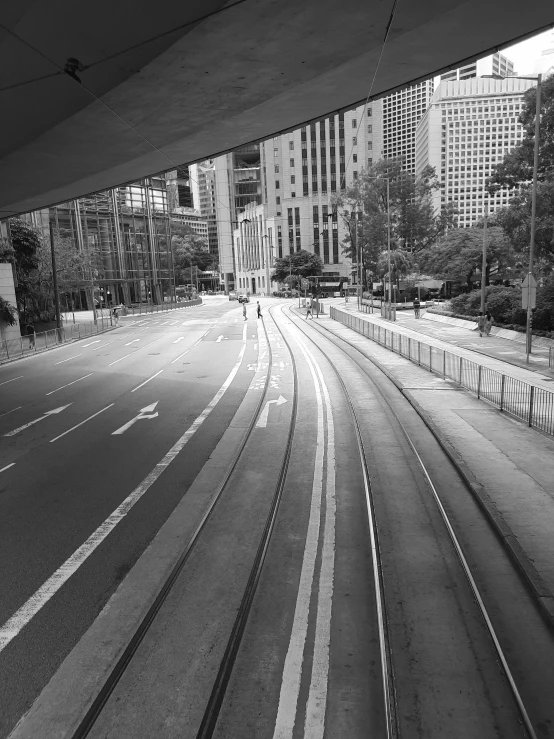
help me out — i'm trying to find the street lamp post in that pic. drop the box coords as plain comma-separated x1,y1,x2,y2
504,74,542,360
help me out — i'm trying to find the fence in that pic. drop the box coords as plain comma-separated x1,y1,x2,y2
121,298,202,316
330,306,554,437
0,298,202,365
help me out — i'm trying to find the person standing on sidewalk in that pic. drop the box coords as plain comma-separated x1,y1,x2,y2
484,311,493,336
413,296,421,319
477,312,486,337
112,307,119,326
306,301,313,320
26,322,36,350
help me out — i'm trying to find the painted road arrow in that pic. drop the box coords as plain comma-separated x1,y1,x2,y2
4,405,72,436
216,335,224,342
112,402,159,435
255,396,287,428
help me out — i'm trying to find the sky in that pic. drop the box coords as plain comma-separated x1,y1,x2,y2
502,28,553,75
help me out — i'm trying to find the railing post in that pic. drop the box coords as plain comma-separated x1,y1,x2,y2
529,385,535,427
418,341,421,366
459,356,463,385
443,350,446,379
500,374,506,411
477,365,482,399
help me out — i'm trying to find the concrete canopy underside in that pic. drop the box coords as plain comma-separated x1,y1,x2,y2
0,0,552,218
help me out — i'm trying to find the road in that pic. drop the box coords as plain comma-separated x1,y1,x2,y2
1,297,553,739
0,296,256,736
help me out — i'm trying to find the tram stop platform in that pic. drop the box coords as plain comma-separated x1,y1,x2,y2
312,299,554,626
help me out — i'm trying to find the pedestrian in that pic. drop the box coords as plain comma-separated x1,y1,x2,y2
256,301,262,319
477,312,486,337
112,307,119,326
484,311,493,336
26,322,36,350
243,302,247,321
413,296,421,319
306,301,313,320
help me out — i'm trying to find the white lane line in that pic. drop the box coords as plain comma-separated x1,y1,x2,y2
272,333,326,739
171,349,190,364
0,376,24,387
0,323,248,654
55,354,83,365
91,341,114,351
0,406,22,418
107,353,134,366
4,405,72,436
50,404,115,443
172,337,184,343
125,339,140,346
46,374,93,396
0,463,15,473
131,370,164,393
82,341,100,348
304,340,336,739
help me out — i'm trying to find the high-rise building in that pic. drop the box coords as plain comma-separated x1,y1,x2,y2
189,160,220,259
415,76,534,228
441,52,514,82
381,80,434,173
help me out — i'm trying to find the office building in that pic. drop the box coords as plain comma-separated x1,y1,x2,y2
189,160,220,259
415,76,535,227
382,80,434,173
441,52,514,81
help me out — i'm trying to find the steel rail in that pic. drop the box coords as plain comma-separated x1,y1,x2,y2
195,304,299,738
283,305,398,738
70,314,279,739
291,306,538,739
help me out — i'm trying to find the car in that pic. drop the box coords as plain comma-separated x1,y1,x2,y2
238,294,250,303
228,291,238,301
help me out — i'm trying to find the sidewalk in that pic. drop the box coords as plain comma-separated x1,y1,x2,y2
317,304,554,625
329,299,554,387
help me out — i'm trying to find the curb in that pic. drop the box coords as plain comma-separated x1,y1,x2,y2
301,308,554,633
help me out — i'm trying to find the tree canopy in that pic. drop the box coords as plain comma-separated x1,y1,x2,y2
271,249,323,285
170,221,213,282
418,225,515,288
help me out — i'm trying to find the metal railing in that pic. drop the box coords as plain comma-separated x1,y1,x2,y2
0,298,202,364
330,306,554,437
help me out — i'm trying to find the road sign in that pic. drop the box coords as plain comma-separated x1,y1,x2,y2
522,287,537,310
522,274,537,288
301,278,310,290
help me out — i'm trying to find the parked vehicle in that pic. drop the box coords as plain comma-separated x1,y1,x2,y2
228,291,238,301
238,294,250,303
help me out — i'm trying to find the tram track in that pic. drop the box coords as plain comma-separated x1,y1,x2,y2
68,308,298,739
284,304,540,739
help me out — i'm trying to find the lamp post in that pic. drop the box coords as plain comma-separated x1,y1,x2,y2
503,74,542,360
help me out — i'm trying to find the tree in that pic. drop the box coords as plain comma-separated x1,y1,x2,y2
0,219,41,316
170,221,213,284
419,226,515,289
333,158,457,290
271,250,323,286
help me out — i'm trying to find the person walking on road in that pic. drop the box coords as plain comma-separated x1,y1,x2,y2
112,307,119,326
306,301,313,319
484,311,493,336
477,312,486,337
413,296,421,319
256,301,262,319
26,322,36,350
243,302,247,321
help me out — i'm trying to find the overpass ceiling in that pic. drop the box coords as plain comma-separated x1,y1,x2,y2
0,0,551,218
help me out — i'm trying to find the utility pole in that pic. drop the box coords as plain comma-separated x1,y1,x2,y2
527,73,542,360
49,222,62,339
480,202,488,315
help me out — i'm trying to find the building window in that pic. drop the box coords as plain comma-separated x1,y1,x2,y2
276,196,281,205
352,137,357,146
290,159,294,167
353,154,357,163
275,180,280,189
368,125,372,133
289,141,294,150
368,142,372,150
367,107,372,117
352,119,357,128
291,175,295,184
291,192,296,198
274,164,279,173
274,148,278,157
353,171,358,180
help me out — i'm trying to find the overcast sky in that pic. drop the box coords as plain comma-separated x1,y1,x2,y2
503,28,553,74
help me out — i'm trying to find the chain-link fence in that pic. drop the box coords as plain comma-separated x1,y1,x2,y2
0,298,203,365
330,306,554,437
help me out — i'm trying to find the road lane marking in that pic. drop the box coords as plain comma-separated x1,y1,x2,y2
272,335,325,739
4,405,72,436
216,335,224,342
0,463,15,473
55,354,83,365
172,337,184,343
171,349,190,364
0,406,23,418
46,374,93,395
0,323,248,654
131,370,164,393
91,341,114,350
125,339,140,346
255,395,287,428
0,376,24,387
112,402,159,434
82,341,100,347
49,404,115,443
107,353,134,366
